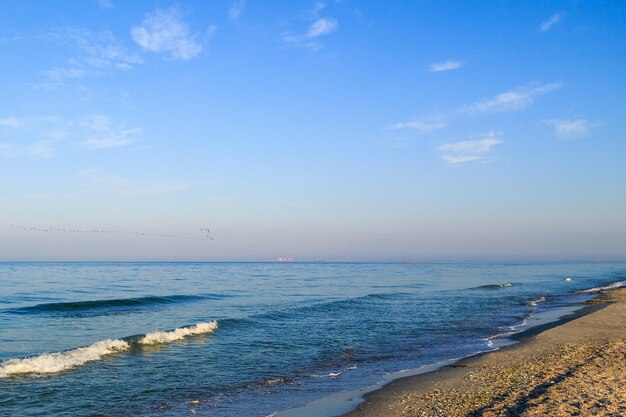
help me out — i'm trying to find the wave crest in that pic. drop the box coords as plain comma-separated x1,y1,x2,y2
472,283,514,290
5,295,209,316
139,321,218,345
528,296,546,307
576,280,626,294
0,321,219,378
0,339,129,377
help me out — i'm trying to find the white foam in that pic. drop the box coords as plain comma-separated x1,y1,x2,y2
528,296,547,307
311,372,342,378
0,339,129,378
139,321,218,345
577,280,626,294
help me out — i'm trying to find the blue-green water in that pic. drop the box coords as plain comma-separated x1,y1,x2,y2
0,262,624,417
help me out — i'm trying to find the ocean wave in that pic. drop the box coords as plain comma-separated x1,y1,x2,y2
471,283,514,290
527,296,546,307
576,280,626,293
301,292,409,312
0,321,218,378
4,294,216,316
139,321,218,345
0,339,129,378
246,292,410,324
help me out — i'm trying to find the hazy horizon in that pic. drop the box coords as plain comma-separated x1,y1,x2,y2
1,1,625,261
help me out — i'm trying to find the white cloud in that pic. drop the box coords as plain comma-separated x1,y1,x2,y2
30,140,57,158
282,32,320,51
43,28,142,82
0,139,58,159
307,18,338,37
79,114,141,149
131,7,211,60
311,1,326,15
98,0,114,10
82,128,140,149
283,4,338,50
438,132,502,164
45,67,91,81
545,118,590,139
389,117,446,132
0,34,24,44
0,142,16,156
0,117,21,128
540,13,563,32
228,1,245,22
463,83,562,114
429,60,462,72
0,117,63,158
76,168,102,178
0,114,141,158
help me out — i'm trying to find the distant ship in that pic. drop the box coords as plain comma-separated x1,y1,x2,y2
277,257,295,262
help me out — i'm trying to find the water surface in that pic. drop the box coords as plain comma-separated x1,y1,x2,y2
0,262,624,416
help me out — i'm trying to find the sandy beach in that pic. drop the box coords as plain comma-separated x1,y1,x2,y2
344,288,626,417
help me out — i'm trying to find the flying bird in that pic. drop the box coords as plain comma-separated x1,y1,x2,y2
200,228,214,240
10,223,215,241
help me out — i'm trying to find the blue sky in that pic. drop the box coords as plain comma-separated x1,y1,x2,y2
1,0,625,261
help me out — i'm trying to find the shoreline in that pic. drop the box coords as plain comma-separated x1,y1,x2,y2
341,288,626,417
277,296,600,417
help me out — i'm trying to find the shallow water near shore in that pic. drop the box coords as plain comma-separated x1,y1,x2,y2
0,261,625,417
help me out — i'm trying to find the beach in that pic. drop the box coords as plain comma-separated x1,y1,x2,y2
344,288,626,417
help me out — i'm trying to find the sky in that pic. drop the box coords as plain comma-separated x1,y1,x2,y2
1,0,625,262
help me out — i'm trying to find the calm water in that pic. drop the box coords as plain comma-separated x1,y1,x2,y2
0,262,625,417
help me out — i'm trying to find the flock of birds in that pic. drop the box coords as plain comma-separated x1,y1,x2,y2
9,224,214,241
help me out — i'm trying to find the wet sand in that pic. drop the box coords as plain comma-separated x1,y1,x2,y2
343,288,626,417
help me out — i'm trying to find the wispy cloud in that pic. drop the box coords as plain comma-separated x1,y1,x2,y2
545,118,590,140
0,139,59,159
388,116,446,132
0,114,141,157
0,34,24,44
78,114,141,149
228,1,245,22
282,33,319,51
540,13,564,32
131,7,214,60
429,60,462,72
0,117,21,128
97,0,114,10
0,116,64,158
44,66,91,81
438,131,502,164
463,83,562,114
307,18,338,37
43,28,142,83
30,140,58,158
283,2,338,50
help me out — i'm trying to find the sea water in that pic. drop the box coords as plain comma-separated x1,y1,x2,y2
0,262,624,417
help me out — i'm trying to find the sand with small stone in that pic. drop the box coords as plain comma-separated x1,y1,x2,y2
344,288,626,417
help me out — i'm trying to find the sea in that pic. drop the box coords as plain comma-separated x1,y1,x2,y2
0,261,625,417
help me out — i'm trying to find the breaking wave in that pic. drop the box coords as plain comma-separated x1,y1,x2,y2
527,296,546,307
0,321,218,378
139,321,218,345
0,340,129,378
576,280,626,294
